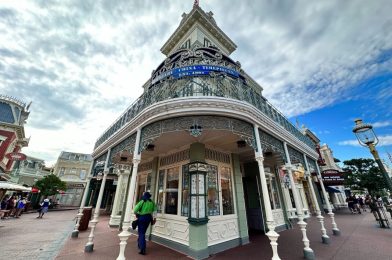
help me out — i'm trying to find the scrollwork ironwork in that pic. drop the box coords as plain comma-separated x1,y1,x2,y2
287,145,306,166
140,116,255,152
258,129,286,162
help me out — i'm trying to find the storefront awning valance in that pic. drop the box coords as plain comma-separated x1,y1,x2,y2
0,182,32,191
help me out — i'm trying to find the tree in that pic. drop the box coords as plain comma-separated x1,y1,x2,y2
343,158,387,195
34,174,67,197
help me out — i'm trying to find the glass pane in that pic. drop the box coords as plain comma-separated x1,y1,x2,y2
146,172,151,191
198,196,205,218
267,179,274,210
207,165,219,216
221,166,234,215
137,184,146,202
288,188,296,208
165,167,179,215
157,170,165,213
182,165,189,217
191,196,197,218
198,173,205,194
271,177,281,209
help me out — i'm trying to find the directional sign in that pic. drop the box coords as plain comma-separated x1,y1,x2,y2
321,169,345,185
5,152,27,161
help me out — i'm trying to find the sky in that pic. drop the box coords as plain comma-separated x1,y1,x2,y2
0,0,391,167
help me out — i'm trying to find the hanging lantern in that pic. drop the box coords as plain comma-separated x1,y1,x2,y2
185,161,209,225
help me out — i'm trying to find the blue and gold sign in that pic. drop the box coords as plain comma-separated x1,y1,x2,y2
152,65,239,84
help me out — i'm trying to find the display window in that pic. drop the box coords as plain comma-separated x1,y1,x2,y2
156,166,180,215
136,172,151,203
157,160,235,218
267,174,282,210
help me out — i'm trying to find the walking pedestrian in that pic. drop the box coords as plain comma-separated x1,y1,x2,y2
346,195,355,213
358,196,366,212
15,197,27,218
7,195,16,217
133,191,157,255
37,197,50,219
353,195,361,214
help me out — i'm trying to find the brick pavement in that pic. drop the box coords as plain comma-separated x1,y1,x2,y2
4,208,390,260
56,208,392,260
0,209,77,260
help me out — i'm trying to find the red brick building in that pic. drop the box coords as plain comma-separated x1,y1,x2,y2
0,95,30,180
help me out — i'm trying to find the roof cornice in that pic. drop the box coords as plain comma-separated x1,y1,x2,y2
161,6,237,56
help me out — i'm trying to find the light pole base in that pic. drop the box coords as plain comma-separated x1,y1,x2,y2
304,249,315,260
322,235,330,244
84,243,94,252
71,230,79,238
332,229,341,236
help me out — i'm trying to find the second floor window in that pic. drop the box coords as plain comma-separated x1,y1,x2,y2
80,169,86,180
204,38,211,47
59,167,65,176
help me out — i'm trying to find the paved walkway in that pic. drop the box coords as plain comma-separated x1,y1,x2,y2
2,208,391,260
0,209,77,260
56,208,392,260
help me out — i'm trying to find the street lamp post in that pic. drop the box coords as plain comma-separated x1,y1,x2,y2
352,119,392,192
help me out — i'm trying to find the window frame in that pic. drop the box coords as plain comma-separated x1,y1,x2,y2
155,163,183,216
205,159,236,217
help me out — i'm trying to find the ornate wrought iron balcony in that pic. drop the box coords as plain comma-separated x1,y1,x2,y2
94,47,314,150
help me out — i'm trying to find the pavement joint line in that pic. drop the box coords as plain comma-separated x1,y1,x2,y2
330,213,367,259
38,220,75,260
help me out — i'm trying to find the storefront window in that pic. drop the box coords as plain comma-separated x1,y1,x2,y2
165,167,179,215
157,170,165,213
221,166,234,215
271,177,281,209
267,175,281,210
136,174,147,202
181,165,190,217
207,165,219,216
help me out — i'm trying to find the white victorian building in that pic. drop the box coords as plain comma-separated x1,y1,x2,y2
74,4,340,260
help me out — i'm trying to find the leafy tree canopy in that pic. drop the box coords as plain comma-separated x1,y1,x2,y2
342,158,387,195
34,174,67,197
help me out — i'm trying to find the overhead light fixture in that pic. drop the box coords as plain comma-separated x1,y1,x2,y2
237,140,246,148
146,144,155,151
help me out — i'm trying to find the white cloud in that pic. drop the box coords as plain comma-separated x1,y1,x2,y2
0,0,391,164
338,140,361,147
372,121,392,128
339,135,392,147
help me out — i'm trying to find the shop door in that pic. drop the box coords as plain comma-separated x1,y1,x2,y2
243,175,265,232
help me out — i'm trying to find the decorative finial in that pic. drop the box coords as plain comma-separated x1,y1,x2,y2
193,0,199,7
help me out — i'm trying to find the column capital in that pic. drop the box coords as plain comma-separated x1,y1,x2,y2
103,169,109,176
132,157,141,165
255,155,264,163
284,163,292,170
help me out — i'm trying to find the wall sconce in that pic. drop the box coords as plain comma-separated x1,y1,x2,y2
185,161,209,225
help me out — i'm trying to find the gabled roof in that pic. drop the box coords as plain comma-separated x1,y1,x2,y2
160,5,237,56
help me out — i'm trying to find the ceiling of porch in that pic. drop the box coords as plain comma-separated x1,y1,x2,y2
140,129,285,166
